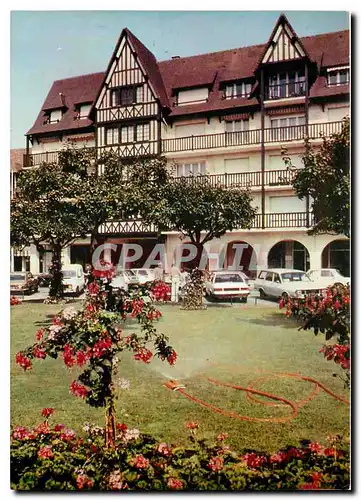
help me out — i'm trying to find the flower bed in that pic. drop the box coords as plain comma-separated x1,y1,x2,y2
11,295,22,306
11,412,350,491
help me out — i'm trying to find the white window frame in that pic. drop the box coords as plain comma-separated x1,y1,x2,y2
176,161,206,177
267,71,306,99
225,120,249,133
327,68,350,87
106,127,119,145
225,82,252,99
136,123,150,142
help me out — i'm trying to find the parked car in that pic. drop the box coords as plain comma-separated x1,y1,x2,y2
62,264,85,296
205,270,251,302
111,269,139,290
306,268,350,286
131,268,156,285
36,273,51,288
10,272,39,295
254,268,327,300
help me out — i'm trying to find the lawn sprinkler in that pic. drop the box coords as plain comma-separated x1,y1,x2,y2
165,379,186,392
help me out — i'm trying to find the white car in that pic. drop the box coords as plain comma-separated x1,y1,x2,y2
254,268,327,300
131,268,156,285
306,268,350,286
111,269,139,290
205,271,251,302
62,264,85,296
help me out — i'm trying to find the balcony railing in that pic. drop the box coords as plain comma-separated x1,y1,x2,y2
266,81,306,100
175,168,300,188
98,219,158,235
162,121,343,154
252,212,312,229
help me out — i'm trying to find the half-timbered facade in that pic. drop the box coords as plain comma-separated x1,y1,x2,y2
19,14,350,277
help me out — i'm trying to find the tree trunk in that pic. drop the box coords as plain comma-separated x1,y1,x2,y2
49,243,64,298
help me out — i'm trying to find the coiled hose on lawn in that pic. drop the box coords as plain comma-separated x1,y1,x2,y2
165,370,349,423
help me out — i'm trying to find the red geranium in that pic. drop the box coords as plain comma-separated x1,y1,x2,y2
185,421,198,430
167,350,177,366
63,344,76,368
76,473,93,490
134,347,153,364
15,352,32,371
167,477,183,490
69,381,88,398
131,454,150,469
38,446,53,459
41,408,55,418
208,456,224,472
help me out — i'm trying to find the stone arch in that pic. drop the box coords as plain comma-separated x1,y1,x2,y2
321,239,350,277
225,240,258,279
267,239,310,271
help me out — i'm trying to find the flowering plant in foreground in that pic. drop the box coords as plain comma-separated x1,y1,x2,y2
280,284,350,387
10,413,350,491
15,262,177,447
11,295,22,306
151,281,171,302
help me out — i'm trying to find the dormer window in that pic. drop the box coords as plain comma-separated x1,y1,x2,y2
111,85,143,107
177,87,209,106
266,70,306,100
224,81,252,99
75,104,91,120
327,67,350,87
44,108,63,124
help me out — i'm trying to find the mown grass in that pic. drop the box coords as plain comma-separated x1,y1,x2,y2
11,302,349,453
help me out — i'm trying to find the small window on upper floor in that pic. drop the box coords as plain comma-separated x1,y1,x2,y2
225,120,249,133
111,85,144,107
176,161,206,177
327,67,350,87
177,88,209,106
75,104,91,120
44,108,63,124
224,81,252,99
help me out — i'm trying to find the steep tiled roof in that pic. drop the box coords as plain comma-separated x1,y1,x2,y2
26,28,349,136
27,72,104,135
10,148,26,172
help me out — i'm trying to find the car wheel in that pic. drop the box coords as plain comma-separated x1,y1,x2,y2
259,289,266,299
241,297,247,303
75,286,80,297
34,285,39,293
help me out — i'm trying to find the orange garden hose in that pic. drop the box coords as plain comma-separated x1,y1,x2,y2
165,370,349,424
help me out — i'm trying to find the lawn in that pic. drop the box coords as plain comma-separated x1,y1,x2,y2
11,302,349,453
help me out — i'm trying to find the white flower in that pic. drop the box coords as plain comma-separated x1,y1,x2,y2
123,428,140,443
118,378,130,390
108,470,124,490
48,324,62,339
62,307,78,320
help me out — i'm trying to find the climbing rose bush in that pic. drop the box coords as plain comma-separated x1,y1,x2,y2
11,413,350,491
151,281,171,302
280,284,350,387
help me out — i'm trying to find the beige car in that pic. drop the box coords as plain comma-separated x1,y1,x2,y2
10,272,39,295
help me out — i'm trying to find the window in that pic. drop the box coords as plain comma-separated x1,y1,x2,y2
327,68,349,87
225,81,252,99
136,123,150,142
267,71,306,99
321,270,333,277
258,271,267,279
45,109,63,124
76,104,91,120
270,116,305,141
177,88,209,106
225,120,249,133
265,272,274,281
121,125,135,144
274,273,281,283
111,85,143,107
175,123,206,138
176,161,206,177
106,127,119,145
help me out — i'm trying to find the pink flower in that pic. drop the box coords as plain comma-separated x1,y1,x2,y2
134,348,153,364
12,426,29,440
38,446,53,459
270,451,288,464
33,346,46,359
35,329,43,341
15,352,32,371
216,432,229,442
76,473,93,490
53,423,65,432
41,408,54,418
333,299,341,310
167,477,183,490
34,422,50,435
157,442,172,456
59,429,76,441
131,454,150,469
208,456,224,472
167,350,177,366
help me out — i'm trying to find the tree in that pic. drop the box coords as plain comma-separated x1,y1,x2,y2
282,117,350,237
131,165,257,268
10,146,128,299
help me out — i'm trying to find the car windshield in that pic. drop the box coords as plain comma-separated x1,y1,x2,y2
63,270,77,278
125,270,136,277
137,270,148,276
281,272,310,282
11,274,25,281
215,274,244,283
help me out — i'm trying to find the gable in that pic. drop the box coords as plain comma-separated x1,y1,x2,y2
262,22,306,64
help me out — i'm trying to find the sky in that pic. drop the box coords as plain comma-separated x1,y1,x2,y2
10,10,350,149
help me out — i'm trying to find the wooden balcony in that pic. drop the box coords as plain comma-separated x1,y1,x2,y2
176,168,300,188
162,121,343,154
98,212,312,235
